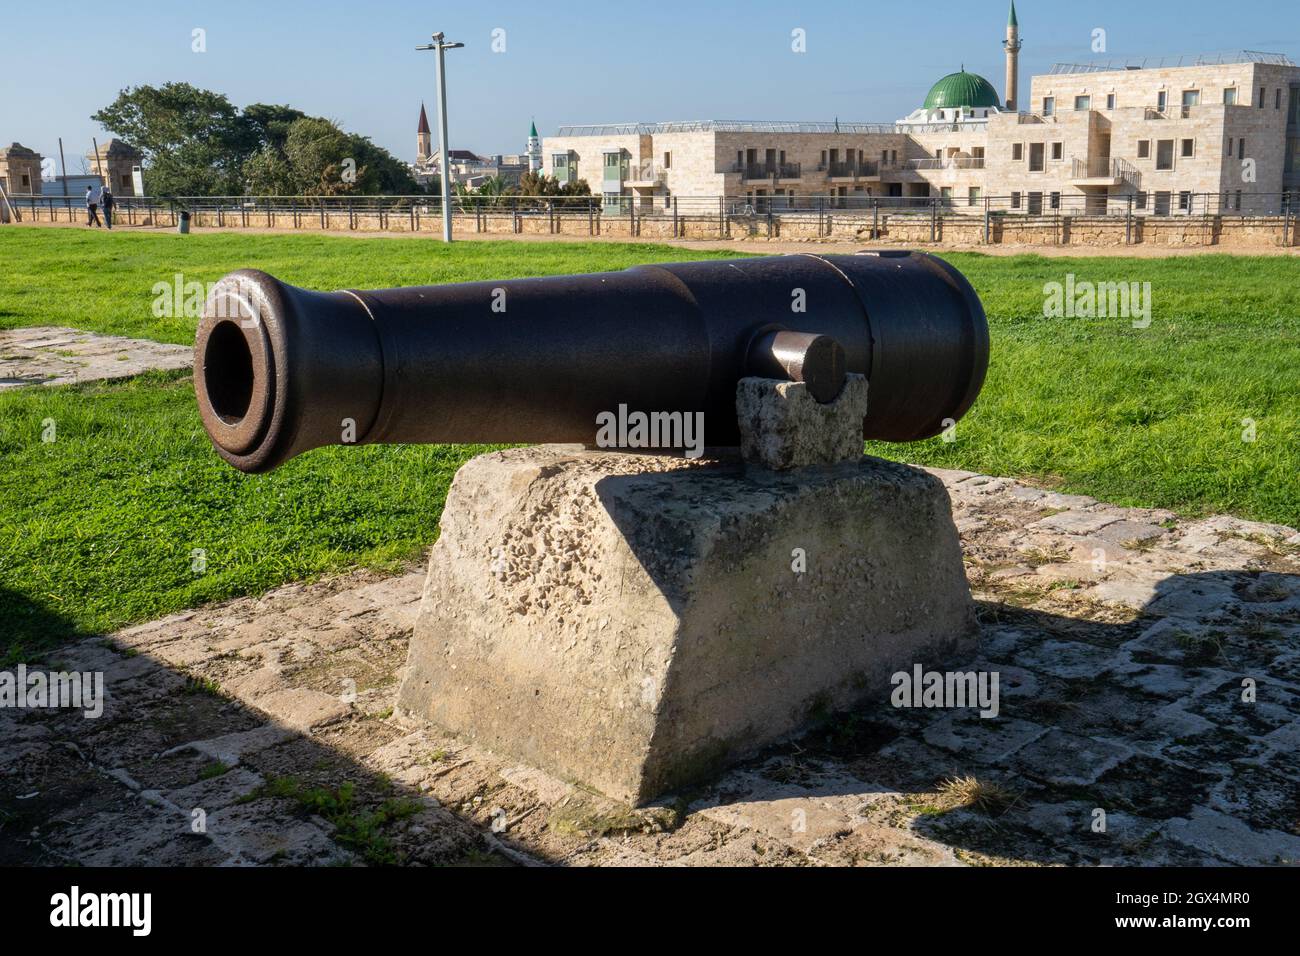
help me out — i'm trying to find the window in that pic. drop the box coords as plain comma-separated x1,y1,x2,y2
1235,189,1242,211
1223,87,1237,105
1029,142,1045,171
1157,90,1168,111
941,187,953,201
1011,191,1022,209
552,153,569,170
1178,191,1191,211
1154,191,1171,215
1259,87,1266,108
1156,139,1175,170
1074,95,1091,111
1239,138,1246,160
1107,93,1116,110
1042,96,1055,116
1182,90,1200,107
968,186,981,206
1136,191,1148,209
663,151,671,169
1028,192,1044,214
1181,138,1195,158
1225,137,1234,157
1012,143,1024,161
1051,142,1063,161
120,174,131,188
880,149,888,165
21,174,30,187
1050,191,1061,210
603,151,626,180
1137,139,1151,159
1277,89,1283,109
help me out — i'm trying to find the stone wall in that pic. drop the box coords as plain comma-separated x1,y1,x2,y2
12,197,1298,248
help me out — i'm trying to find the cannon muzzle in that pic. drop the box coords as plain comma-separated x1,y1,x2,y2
194,251,988,473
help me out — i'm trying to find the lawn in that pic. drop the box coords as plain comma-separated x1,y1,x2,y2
1,228,1297,661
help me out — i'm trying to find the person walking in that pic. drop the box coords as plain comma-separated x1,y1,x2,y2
85,185,102,227
101,185,115,229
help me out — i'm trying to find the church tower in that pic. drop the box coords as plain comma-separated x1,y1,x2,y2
1003,2,1022,111
417,103,432,164
527,119,542,173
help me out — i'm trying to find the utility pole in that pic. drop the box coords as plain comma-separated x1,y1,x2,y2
416,31,464,243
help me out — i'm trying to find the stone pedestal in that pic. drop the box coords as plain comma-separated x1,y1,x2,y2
395,443,975,805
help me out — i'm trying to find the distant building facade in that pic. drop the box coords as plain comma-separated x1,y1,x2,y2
0,143,43,195
87,139,143,195
543,4,1300,213
411,106,536,189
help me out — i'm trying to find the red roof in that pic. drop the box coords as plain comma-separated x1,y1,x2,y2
417,103,431,135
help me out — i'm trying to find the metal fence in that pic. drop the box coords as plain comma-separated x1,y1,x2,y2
5,191,1297,245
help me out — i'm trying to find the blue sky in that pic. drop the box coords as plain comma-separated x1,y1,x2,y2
9,0,1299,169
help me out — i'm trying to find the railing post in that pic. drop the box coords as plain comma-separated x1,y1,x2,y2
983,195,990,244
873,198,879,239
929,198,936,243
673,196,679,237
1126,195,1133,244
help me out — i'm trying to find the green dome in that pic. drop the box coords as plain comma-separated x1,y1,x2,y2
923,70,1002,110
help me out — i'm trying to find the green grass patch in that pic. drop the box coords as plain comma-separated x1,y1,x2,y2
255,777,422,866
1,232,1297,663
0,229,742,343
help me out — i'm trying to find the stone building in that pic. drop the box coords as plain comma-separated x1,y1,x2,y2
86,139,143,196
0,143,44,196
543,3,1300,214
412,105,532,189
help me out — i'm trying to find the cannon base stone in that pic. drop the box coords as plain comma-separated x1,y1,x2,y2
395,444,975,805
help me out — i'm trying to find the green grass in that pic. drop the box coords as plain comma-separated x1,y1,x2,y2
0,229,742,343
1,229,1298,662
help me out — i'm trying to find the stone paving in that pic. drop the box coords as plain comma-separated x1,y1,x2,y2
0,327,191,388
2,466,1298,866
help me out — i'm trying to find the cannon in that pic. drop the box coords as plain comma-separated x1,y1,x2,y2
193,251,988,473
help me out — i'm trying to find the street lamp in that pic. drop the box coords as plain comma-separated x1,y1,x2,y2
416,31,464,243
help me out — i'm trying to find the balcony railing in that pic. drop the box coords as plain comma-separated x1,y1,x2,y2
626,162,665,184
826,160,881,177
1071,157,1141,187
905,157,986,170
731,161,802,180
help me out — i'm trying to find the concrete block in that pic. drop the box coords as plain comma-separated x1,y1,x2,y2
736,373,868,470
396,445,975,804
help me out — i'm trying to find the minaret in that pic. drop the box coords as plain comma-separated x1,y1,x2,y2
1003,2,1022,112
527,119,542,173
417,103,432,164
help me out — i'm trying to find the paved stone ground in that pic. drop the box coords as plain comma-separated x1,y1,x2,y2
0,327,191,388
3,467,1298,866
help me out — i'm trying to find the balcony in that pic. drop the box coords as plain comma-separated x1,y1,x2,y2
732,161,802,181
1071,157,1140,188
625,162,666,187
826,160,881,180
904,157,986,171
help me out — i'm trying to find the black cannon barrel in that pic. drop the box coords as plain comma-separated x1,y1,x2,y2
194,251,988,473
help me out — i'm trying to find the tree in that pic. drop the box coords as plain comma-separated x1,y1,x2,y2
93,83,252,195
94,84,421,196
241,104,307,152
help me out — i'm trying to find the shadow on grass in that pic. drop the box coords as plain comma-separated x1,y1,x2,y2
0,588,89,667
